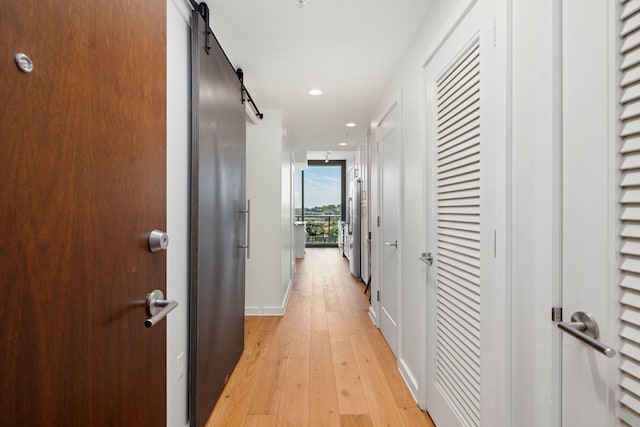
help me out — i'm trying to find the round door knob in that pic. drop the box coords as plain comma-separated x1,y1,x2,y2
148,229,169,252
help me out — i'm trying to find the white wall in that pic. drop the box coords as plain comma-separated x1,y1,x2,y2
245,109,293,314
368,0,476,406
166,0,191,426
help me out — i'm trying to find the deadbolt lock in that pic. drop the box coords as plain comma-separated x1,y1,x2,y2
148,229,169,252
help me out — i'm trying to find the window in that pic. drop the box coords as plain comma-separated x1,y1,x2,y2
295,160,346,247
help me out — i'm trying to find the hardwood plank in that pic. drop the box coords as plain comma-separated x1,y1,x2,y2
340,414,374,427
400,407,437,427
288,299,311,360
276,357,310,426
206,327,270,426
324,287,340,312
247,318,291,415
241,414,277,427
350,333,406,426
327,312,370,415
311,301,329,330
309,330,341,426
366,327,417,408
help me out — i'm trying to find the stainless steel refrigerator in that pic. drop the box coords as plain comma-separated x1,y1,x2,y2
349,179,361,278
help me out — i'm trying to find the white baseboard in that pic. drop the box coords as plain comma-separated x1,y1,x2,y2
398,357,420,406
368,305,378,325
281,277,293,313
244,278,293,316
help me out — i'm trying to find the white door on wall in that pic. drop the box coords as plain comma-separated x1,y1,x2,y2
557,0,619,425
424,1,508,425
379,102,401,356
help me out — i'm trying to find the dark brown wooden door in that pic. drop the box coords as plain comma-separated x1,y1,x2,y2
0,2,167,425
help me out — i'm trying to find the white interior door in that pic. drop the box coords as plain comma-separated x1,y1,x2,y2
559,0,618,425
379,102,400,356
424,1,508,425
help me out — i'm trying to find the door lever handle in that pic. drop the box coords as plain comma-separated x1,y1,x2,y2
145,290,178,328
419,252,433,265
384,240,398,248
557,311,615,358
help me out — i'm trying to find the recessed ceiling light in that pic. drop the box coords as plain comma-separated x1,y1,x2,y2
339,142,348,146
345,122,356,127
308,89,322,96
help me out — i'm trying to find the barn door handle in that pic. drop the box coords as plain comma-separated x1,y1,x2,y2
384,240,398,248
557,311,615,358
238,199,250,259
145,290,178,328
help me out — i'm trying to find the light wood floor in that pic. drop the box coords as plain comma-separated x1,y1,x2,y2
206,248,436,427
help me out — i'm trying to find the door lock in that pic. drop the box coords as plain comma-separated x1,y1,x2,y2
148,229,169,252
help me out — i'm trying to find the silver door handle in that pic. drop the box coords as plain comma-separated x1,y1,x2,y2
384,240,398,248
239,199,250,259
557,311,615,358
145,290,178,328
419,252,433,265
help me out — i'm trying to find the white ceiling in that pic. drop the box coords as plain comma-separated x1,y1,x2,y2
207,0,434,152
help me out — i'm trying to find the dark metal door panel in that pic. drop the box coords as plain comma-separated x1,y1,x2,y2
0,1,167,425
189,11,246,427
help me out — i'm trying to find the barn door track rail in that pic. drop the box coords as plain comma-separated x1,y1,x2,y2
188,0,264,120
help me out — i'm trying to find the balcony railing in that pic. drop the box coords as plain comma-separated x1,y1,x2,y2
295,214,341,246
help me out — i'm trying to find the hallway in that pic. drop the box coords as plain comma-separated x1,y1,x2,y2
206,248,435,426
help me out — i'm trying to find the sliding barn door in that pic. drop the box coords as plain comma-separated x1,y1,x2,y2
424,1,508,425
190,11,247,427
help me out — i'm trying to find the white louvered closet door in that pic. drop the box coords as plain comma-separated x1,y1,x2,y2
433,34,482,427
620,0,640,419
559,0,618,426
424,1,507,426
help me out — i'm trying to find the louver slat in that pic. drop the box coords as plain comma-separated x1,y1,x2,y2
623,135,640,154
622,0,640,21
622,11,640,37
621,83,640,104
621,307,640,326
621,274,640,292
621,170,640,186
621,359,640,381
621,66,640,88
435,34,481,427
621,325,640,346
620,5,640,425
